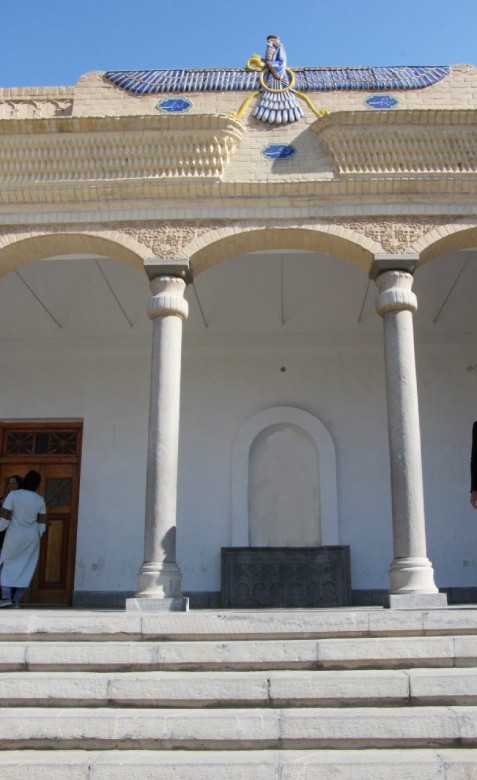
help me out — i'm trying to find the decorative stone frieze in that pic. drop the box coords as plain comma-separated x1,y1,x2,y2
313,110,477,174
120,222,225,258
333,217,452,254
0,221,229,263
0,217,475,274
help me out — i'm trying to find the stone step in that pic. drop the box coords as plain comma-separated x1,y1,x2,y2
1,609,477,775
0,749,476,780
0,667,477,707
0,607,477,641
0,705,476,750
1,635,475,671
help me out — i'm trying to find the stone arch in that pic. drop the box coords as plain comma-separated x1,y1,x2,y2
0,229,148,276
185,222,380,275
231,406,339,547
412,220,477,265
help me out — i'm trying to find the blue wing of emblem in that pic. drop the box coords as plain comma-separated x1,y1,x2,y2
104,66,450,94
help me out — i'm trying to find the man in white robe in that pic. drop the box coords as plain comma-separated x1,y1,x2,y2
0,469,47,608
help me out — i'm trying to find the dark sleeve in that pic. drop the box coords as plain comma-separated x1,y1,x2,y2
471,422,477,491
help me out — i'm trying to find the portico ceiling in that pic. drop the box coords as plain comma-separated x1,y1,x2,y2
0,248,476,344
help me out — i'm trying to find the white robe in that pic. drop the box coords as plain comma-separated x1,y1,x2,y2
0,489,47,588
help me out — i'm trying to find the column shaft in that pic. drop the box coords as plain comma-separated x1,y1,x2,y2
382,308,427,558
146,314,183,563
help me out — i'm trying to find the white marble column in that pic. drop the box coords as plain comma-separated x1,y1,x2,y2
375,269,446,608
126,274,189,612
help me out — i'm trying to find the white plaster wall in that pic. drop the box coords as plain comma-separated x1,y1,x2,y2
0,340,150,592
0,334,475,596
418,344,477,590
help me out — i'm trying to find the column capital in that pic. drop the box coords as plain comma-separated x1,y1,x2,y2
375,270,417,317
148,275,188,321
144,257,192,283
369,253,419,280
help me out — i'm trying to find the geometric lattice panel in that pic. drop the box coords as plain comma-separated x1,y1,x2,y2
45,478,72,507
221,546,351,608
4,430,79,456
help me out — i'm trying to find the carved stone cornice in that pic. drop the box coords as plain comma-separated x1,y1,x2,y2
0,114,245,184
313,110,477,175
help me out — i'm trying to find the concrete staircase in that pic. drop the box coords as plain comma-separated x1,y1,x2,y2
0,607,477,778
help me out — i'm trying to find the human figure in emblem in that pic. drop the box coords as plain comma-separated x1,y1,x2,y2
264,35,287,83
252,35,304,124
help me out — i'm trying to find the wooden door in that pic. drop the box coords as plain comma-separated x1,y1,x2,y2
0,422,82,606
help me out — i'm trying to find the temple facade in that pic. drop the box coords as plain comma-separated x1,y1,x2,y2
0,48,476,609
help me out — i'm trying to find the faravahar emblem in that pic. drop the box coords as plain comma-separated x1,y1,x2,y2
231,35,329,125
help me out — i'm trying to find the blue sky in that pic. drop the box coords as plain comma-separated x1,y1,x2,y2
2,0,476,87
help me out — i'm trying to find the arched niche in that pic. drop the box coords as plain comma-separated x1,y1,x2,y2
231,406,339,546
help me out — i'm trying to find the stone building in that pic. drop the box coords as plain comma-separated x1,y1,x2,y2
0,46,476,610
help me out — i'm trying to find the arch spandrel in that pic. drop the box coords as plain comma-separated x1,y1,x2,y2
7,219,476,276
186,225,380,275
0,230,148,276
413,222,477,266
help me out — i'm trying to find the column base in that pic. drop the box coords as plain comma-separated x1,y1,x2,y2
125,596,189,612
134,560,185,601
388,556,441,596
384,592,448,609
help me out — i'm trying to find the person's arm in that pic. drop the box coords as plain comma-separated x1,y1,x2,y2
36,496,47,525
37,511,48,537
0,492,13,521
470,422,477,508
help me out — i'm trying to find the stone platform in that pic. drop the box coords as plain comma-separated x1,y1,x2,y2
0,606,477,777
